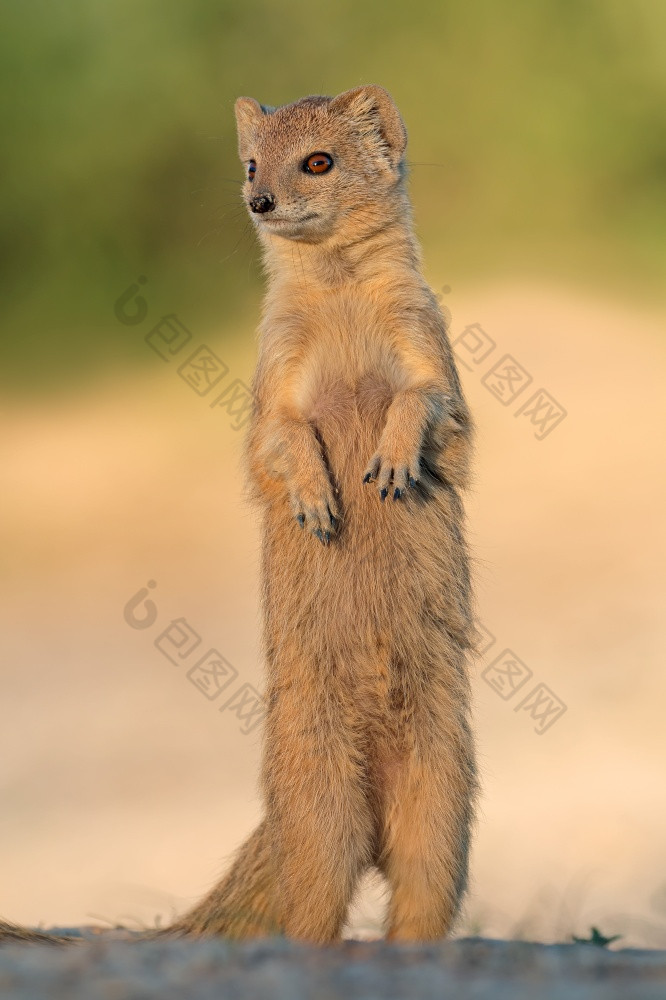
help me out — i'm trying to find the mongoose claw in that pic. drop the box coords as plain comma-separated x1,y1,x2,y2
362,454,380,485
291,488,340,545
363,453,419,503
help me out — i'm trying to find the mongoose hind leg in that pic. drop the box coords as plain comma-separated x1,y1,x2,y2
377,692,477,941
262,669,374,943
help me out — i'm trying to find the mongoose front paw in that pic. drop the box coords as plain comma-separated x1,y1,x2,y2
290,486,340,544
363,452,419,501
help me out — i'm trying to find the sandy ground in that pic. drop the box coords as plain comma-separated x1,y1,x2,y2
0,937,665,1000
1,281,665,946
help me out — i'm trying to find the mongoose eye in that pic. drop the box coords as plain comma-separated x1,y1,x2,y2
247,160,257,182
303,152,334,175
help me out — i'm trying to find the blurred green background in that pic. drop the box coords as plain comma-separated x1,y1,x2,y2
1,0,665,396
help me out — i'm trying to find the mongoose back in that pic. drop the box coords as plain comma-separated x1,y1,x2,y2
1,85,478,945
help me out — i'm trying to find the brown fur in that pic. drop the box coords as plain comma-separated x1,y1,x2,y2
173,85,479,943
0,922,73,945
0,85,478,947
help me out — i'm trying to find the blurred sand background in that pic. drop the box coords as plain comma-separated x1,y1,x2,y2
1,0,665,949
2,281,665,946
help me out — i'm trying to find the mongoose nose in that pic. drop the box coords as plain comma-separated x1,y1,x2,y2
249,193,276,214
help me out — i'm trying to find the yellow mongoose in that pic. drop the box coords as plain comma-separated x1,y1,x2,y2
1,85,477,945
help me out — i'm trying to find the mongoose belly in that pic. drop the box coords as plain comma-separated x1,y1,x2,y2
261,373,472,688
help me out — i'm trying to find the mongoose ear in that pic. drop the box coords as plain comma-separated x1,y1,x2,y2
329,85,407,170
234,97,267,142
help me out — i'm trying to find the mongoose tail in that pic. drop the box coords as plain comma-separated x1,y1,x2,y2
168,820,278,938
0,921,76,945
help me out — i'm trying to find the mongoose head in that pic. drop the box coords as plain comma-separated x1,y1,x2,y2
234,86,408,245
